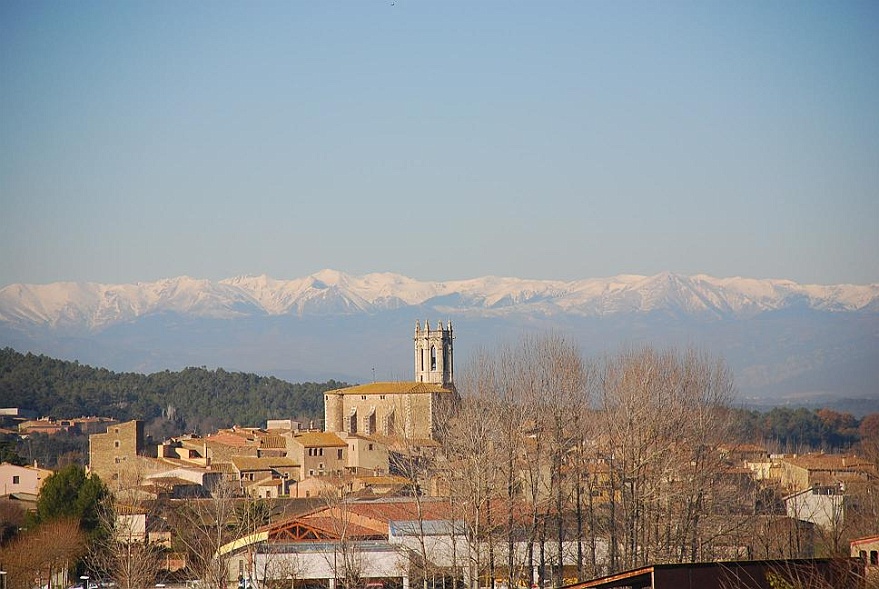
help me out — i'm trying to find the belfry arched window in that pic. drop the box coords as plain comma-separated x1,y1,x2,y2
430,345,437,371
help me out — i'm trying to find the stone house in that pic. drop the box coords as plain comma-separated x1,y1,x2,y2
89,419,145,488
286,432,348,478
340,432,390,475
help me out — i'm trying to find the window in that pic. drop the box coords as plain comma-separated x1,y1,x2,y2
361,395,367,400
368,443,374,451
430,345,437,371
319,448,324,456
337,449,343,459
380,395,385,400
12,475,19,485
114,440,120,448
872,551,878,566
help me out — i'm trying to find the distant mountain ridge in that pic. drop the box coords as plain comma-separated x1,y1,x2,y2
1,270,877,404
1,270,876,331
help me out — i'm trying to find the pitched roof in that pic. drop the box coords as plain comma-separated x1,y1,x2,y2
782,453,875,472
293,432,347,448
204,432,256,447
231,456,299,471
327,381,454,395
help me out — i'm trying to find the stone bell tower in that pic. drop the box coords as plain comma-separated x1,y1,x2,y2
414,320,454,387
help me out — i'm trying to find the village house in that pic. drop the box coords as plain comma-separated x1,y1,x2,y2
776,453,876,493
230,455,300,498
285,431,348,478
784,483,847,530
339,431,390,475
0,461,52,497
851,535,879,585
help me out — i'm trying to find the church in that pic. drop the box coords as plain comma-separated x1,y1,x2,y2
323,320,457,441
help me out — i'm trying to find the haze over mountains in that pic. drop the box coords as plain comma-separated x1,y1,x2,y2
1,270,877,409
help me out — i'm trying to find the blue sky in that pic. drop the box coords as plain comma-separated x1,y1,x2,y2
1,1,877,286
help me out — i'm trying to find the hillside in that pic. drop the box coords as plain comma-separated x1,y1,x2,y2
0,348,341,434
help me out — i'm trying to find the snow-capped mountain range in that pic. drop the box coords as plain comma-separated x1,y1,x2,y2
1,270,877,406
1,269,877,331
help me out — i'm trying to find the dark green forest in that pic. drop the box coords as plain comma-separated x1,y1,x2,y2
0,347,343,435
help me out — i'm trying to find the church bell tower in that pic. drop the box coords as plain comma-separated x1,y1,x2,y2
414,320,454,387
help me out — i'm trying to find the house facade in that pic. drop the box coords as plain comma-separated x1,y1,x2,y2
0,462,52,496
286,432,348,478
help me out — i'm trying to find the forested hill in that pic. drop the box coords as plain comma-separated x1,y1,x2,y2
0,348,345,434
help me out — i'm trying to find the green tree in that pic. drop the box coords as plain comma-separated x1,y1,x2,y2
35,463,109,537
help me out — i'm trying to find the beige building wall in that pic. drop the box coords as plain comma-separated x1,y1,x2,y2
340,432,389,474
0,462,52,496
89,420,144,488
285,432,347,478
324,382,455,441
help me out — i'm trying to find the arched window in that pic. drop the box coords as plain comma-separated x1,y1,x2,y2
430,345,437,371
348,410,357,434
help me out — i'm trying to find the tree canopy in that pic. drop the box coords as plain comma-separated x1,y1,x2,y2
34,463,109,537
0,347,346,433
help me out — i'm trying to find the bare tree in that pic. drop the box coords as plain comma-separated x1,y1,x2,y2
87,493,164,589
597,347,736,572
438,363,503,589
0,518,85,589
169,478,250,589
318,486,368,589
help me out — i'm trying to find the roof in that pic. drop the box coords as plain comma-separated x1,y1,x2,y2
293,432,347,448
327,381,454,395
356,475,409,486
247,477,283,489
258,434,288,449
563,558,864,589
204,432,256,447
231,456,299,471
850,535,879,547
781,453,875,472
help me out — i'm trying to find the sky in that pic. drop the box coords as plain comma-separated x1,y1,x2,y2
1,1,877,288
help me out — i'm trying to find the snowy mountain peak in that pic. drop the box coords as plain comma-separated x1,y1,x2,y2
0,271,876,332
